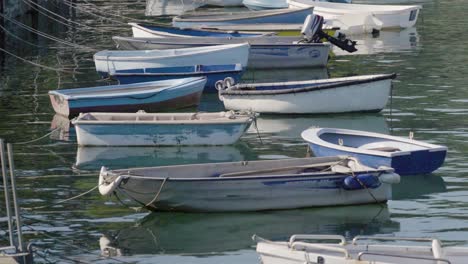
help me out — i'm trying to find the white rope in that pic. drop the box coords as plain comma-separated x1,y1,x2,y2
22,184,99,210
0,47,84,73
144,177,168,209
0,13,96,51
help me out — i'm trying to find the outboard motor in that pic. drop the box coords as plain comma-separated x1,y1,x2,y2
300,14,357,53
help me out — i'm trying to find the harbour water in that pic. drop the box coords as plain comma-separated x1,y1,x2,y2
1,0,468,262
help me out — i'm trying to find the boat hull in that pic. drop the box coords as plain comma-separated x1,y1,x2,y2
112,37,330,69
307,143,447,176
172,7,314,28
301,128,448,175
49,78,205,117
75,121,251,146
94,44,250,77
289,0,422,30
220,75,393,114
116,172,393,212
111,65,244,93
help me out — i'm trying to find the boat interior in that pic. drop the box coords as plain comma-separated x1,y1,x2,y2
112,156,376,179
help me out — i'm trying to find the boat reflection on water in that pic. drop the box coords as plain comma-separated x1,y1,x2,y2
50,114,75,141
250,113,389,139
99,204,399,256
243,67,329,83
392,173,447,200
333,27,420,56
74,144,252,170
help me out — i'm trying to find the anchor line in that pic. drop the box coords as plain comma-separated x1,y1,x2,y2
0,47,84,74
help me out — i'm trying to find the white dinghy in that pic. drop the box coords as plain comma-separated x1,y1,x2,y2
288,0,422,33
218,73,396,114
98,156,400,212
254,234,468,264
73,111,255,146
94,43,250,77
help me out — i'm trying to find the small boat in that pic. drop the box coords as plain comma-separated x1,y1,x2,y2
128,22,275,38
94,43,250,78
218,74,396,114
196,23,336,36
48,77,206,117
289,0,422,30
112,36,331,69
301,128,447,175
254,234,468,264
145,0,243,16
172,7,314,28
98,155,400,212
109,64,244,93
73,111,255,146
242,0,350,11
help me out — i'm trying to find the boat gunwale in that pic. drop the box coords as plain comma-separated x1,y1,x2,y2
94,43,250,61
220,73,396,96
48,77,206,100
129,22,274,36
301,128,448,158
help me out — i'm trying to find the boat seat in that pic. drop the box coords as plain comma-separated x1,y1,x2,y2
358,141,426,152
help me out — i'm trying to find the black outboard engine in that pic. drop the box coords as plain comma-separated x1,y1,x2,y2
300,14,357,53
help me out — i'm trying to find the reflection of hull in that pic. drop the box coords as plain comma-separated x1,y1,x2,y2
145,0,243,16
50,114,75,141
100,205,398,255
333,28,420,56
393,174,447,200
250,114,389,138
75,145,248,170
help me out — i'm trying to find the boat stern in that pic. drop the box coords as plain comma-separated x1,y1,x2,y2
48,92,70,117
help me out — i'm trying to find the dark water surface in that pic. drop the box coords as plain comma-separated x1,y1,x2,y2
1,0,468,262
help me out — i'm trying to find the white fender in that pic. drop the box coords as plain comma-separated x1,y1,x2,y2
98,166,124,196
379,172,400,184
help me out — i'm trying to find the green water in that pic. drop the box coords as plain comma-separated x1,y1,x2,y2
1,0,468,262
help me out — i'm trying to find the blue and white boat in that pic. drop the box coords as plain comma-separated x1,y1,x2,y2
94,43,250,78
48,77,206,117
110,64,244,93
301,128,447,175
98,156,400,212
172,7,314,28
128,22,274,38
73,111,255,146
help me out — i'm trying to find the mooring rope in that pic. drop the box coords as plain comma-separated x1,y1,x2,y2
21,0,100,33
0,24,50,49
11,128,60,145
22,184,100,210
59,0,129,26
144,177,168,209
0,13,97,51
0,47,84,73
80,0,151,23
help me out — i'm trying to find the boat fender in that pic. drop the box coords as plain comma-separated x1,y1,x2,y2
215,80,225,91
342,174,380,190
379,172,400,185
224,77,235,88
98,166,124,196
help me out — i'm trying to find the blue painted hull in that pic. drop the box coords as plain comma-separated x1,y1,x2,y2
142,24,265,37
111,67,243,93
307,143,447,176
172,8,314,28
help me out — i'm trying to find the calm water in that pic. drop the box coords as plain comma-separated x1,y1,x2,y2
1,0,468,263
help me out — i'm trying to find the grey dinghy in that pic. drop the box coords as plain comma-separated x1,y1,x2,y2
113,36,331,69
99,156,400,212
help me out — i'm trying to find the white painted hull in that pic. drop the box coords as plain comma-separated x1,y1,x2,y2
73,112,254,146
289,0,422,32
94,43,249,75
249,44,330,68
220,75,393,114
99,156,398,212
